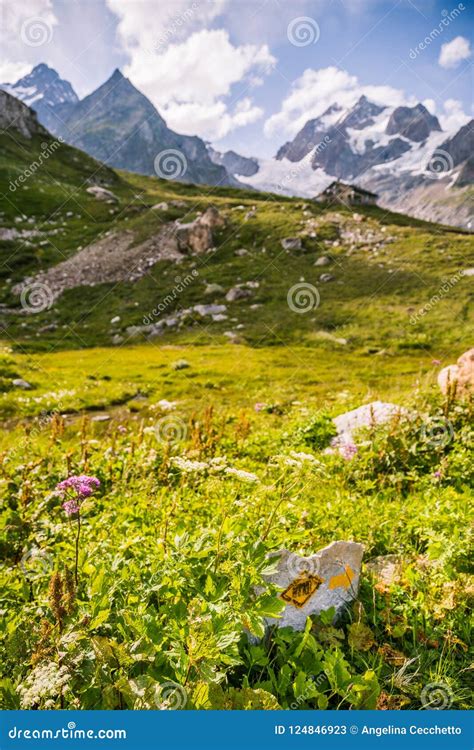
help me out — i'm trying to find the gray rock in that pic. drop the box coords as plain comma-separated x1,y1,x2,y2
152,202,169,210
204,283,225,295
226,286,253,302
86,186,118,202
463,268,474,276
319,273,335,282
333,401,406,445
91,414,111,422
235,248,249,256
281,237,302,251
193,304,227,316
12,378,33,390
262,541,364,631
314,256,331,266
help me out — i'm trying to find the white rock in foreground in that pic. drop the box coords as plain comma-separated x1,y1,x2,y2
333,401,405,445
263,540,364,631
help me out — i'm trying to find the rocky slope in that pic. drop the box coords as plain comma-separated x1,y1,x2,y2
0,89,47,139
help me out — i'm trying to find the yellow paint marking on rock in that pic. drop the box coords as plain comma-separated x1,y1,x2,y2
281,573,325,608
328,565,355,591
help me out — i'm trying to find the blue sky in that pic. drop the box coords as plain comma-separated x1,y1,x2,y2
1,0,472,157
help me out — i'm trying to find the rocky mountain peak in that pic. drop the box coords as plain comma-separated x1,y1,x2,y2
340,95,386,130
386,103,441,142
0,89,47,138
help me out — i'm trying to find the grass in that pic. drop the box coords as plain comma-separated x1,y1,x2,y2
0,126,472,712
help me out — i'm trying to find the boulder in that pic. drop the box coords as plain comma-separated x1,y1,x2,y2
193,304,227,317
314,256,331,266
438,348,474,397
12,378,33,390
262,541,364,631
175,220,212,254
86,186,118,202
333,401,406,445
199,206,225,228
226,286,253,302
281,237,302,251
204,283,225,295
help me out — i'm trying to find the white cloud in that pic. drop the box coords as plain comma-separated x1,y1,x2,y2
264,67,410,138
106,1,274,141
0,60,31,83
439,36,471,69
439,98,471,131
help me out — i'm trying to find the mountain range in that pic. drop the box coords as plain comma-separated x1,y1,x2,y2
2,64,473,229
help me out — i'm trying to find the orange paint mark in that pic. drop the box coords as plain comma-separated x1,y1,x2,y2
329,565,355,591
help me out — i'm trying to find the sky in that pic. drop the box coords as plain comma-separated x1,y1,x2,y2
0,0,472,158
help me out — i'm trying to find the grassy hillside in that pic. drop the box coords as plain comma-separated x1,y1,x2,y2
0,129,472,355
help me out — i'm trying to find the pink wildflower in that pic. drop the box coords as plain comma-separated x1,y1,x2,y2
56,475,100,500
62,498,80,516
339,442,358,460
254,403,266,412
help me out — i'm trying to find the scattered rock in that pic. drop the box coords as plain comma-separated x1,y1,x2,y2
261,541,364,631
86,186,118,202
438,348,474,398
281,237,302,251
169,200,187,208
110,316,120,324
152,202,169,211
193,304,227,317
91,414,111,422
172,359,190,370
12,378,33,390
199,206,225,228
319,273,334,282
235,248,249,256
212,313,228,321
204,283,225,295
314,256,331,266
226,286,253,302
462,268,474,276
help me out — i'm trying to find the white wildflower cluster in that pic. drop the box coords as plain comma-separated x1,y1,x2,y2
224,467,259,483
273,450,323,469
170,456,259,482
18,661,71,708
